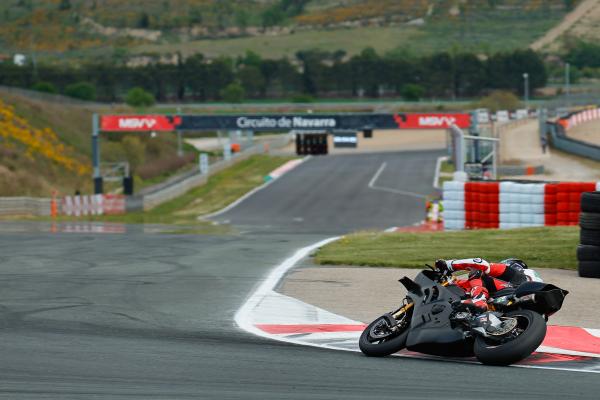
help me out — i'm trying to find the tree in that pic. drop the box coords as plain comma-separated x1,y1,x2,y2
65,82,96,101
206,57,234,99
58,0,71,11
125,87,155,108
31,81,57,94
476,90,521,112
184,53,208,99
401,84,425,101
261,7,284,28
138,13,150,29
453,53,486,97
565,40,600,68
220,82,245,103
238,66,265,98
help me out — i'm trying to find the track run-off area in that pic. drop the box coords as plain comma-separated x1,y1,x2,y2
1,150,598,399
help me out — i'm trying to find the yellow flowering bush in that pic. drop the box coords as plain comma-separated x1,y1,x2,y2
0,99,90,176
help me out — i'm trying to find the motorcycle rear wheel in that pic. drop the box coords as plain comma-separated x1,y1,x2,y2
473,309,546,366
359,310,411,357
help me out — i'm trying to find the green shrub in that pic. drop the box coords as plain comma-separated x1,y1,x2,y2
31,81,57,94
65,82,96,101
401,84,425,101
125,87,155,108
476,90,521,112
292,93,314,103
220,82,245,103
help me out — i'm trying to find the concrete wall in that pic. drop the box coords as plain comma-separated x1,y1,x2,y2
0,197,51,216
547,123,600,162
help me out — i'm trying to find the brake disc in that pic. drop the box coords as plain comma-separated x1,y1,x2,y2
487,317,518,336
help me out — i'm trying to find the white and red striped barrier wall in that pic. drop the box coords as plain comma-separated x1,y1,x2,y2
442,181,600,230
561,108,600,130
61,194,126,216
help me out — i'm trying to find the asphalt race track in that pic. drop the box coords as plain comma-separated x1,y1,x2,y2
0,150,598,399
213,150,440,233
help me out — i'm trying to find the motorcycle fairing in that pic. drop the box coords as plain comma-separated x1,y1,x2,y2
401,274,471,356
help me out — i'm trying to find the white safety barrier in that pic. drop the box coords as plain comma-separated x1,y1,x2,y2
498,182,545,229
61,194,125,216
442,181,465,230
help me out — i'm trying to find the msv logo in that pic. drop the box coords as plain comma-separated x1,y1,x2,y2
118,118,158,129
418,116,456,127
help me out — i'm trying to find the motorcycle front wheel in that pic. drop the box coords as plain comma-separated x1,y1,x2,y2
473,309,547,366
359,309,412,357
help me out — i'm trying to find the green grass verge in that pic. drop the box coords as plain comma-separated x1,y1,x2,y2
440,160,455,174
314,227,579,270
148,154,296,219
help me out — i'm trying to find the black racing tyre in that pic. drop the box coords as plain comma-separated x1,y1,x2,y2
473,309,546,366
579,212,600,230
580,228,600,246
578,261,600,278
359,312,411,357
581,192,600,213
577,245,600,261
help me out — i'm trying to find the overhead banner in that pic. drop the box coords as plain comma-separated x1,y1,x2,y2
100,115,182,132
392,113,471,129
99,113,471,132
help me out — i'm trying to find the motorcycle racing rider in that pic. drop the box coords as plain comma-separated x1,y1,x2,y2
434,258,542,312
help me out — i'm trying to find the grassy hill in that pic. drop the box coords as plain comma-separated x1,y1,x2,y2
0,88,200,196
0,0,577,62
0,90,92,196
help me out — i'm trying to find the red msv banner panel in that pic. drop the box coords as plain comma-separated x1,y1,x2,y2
100,115,182,132
393,113,471,129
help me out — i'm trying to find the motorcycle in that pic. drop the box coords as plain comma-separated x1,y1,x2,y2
359,265,569,365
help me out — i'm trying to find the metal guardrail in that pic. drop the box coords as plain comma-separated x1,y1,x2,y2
0,197,51,216
546,122,600,161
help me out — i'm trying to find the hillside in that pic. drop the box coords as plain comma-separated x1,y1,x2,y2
0,90,92,196
0,88,200,196
0,0,577,61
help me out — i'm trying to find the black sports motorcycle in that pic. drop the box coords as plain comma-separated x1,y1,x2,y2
359,265,568,365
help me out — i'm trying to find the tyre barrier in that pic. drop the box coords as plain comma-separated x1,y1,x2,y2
578,191,600,278
442,181,600,231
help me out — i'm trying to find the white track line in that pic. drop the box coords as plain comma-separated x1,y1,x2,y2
201,156,311,220
368,162,427,199
235,238,600,374
234,236,340,339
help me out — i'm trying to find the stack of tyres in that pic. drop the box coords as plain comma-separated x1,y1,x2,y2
578,192,600,278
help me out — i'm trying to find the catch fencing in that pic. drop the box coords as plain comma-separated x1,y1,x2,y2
443,180,600,230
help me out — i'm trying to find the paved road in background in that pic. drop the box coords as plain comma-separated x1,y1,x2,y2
0,150,597,399
213,150,442,233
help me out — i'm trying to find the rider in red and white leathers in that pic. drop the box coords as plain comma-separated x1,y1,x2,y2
434,258,541,311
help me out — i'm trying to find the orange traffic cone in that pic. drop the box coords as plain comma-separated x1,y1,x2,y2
51,190,58,218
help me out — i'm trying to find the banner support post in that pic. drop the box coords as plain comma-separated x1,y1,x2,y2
92,113,103,194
